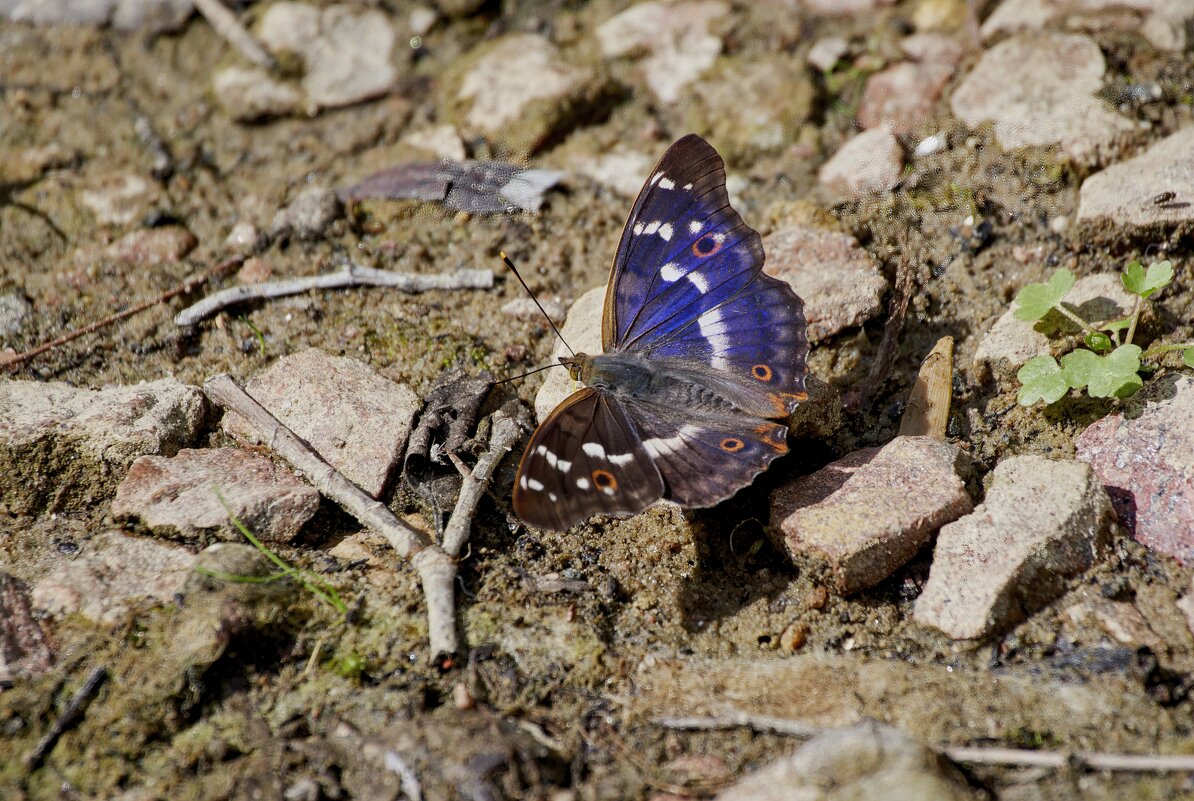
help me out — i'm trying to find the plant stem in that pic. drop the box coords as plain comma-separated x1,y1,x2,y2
1142,342,1194,360
1125,295,1143,346
1053,303,1100,338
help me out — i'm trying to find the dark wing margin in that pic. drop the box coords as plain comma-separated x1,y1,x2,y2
513,389,665,531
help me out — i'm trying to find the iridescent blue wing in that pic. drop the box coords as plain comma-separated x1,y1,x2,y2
603,134,809,419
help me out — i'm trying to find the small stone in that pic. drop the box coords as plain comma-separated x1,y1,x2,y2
770,436,973,595
112,447,320,543
972,273,1134,382
327,532,384,567
715,721,972,801
858,34,961,135
980,0,1192,51
1075,374,1194,564
1076,125,1194,231
409,6,437,35
225,221,262,253
106,225,197,266
258,2,397,110
212,66,302,121
534,286,604,424
779,620,808,652
1,573,55,682
80,173,156,225
914,455,1114,639
449,33,605,156
1063,598,1167,654
914,132,947,156
949,32,1133,164
31,531,196,624
453,681,475,710
222,348,418,498
0,293,33,338
400,124,466,161
763,223,887,342
818,125,903,198
271,186,342,240
0,378,205,514
807,36,849,72
572,148,654,198
237,256,272,284
596,1,730,104
502,297,565,322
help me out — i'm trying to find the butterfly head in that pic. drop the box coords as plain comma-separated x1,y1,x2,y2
558,353,593,383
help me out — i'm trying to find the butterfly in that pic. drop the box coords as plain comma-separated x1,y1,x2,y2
513,134,809,531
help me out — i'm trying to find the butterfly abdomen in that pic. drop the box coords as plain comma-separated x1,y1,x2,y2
588,353,773,418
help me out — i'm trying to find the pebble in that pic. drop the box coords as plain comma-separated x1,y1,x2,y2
112,447,320,543
1076,125,1194,230
212,66,302,121
857,34,962,135
0,378,205,515
106,225,197,266
31,531,196,624
80,173,157,226
715,721,972,801
453,33,600,155
408,6,437,35
817,125,904,198
762,223,888,342
981,0,1193,51
571,149,654,198
221,348,418,499
237,256,272,284
1075,374,1194,564
225,221,263,254
769,436,973,595
1,573,55,683
0,293,33,338
949,32,1134,164
596,0,729,104
914,455,1114,639
807,36,849,72
972,272,1135,382
271,186,342,240
257,2,398,110
914,132,947,156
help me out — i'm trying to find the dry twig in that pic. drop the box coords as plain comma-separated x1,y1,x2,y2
192,0,276,69
24,666,108,769
2,256,243,371
203,374,518,661
175,263,493,326
656,712,1194,774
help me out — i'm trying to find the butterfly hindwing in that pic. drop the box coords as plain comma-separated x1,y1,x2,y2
623,398,790,507
513,388,665,531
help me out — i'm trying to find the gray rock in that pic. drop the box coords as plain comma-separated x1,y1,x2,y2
949,32,1134,164
1,573,54,683
596,0,729,104
212,66,302,122
31,531,196,624
0,293,33,339
106,225,197,266
271,185,342,240
972,272,1135,381
80,173,158,225
221,348,418,498
257,2,397,110
570,149,654,198
112,447,320,543
770,436,973,595
763,223,887,343
1077,125,1194,231
914,455,1114,639
0,378,206,514
1076,374,1194,564
716,721,976,801
818,125,904,198
980,0,1193,51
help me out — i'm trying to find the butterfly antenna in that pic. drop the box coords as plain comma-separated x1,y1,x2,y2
492,362,566,385
499,251,574,356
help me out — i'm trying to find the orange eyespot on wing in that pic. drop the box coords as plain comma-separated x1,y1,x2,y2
720,437,745,452
592,469,617,493
691,232,725,258
752,364,773,381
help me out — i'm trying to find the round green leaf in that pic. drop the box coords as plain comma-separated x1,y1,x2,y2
1017,355,1069,406
1013,269,1074,322
1122,259,1174,299
1183,348,1194,369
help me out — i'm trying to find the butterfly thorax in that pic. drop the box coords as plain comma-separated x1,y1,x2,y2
559,352,751,417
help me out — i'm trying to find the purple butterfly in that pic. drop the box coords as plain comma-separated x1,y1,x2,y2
513,134,809,530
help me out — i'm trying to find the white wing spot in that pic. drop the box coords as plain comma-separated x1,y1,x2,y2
697,306,732,370
527,478,545,491
582,442,606,458
608,452,634,466
556,459,571,472
549,492,558,502
650,171,664,186
682,183,693,190
576,477,591,490
603,486,616,496
660,262,683,281
658,223,673,241
643,221,661,235
519,475,528,489
658,177,675,190
536,445,547,456
689,220,703,234
687,272,709,292
633,222,645,235
642,435,683,459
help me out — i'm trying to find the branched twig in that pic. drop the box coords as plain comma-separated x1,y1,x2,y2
175,264,493,326
192,0,276,69
441,411,522,559
24,666,108,769
2,256,243,371
656,713,1194,773
203,374,517,662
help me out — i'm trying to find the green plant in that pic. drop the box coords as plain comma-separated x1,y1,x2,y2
1014,258,1193,406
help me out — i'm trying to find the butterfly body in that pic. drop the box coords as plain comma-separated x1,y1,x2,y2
514,135,810,531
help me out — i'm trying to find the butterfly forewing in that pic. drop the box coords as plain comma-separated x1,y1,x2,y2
513,388,666,531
